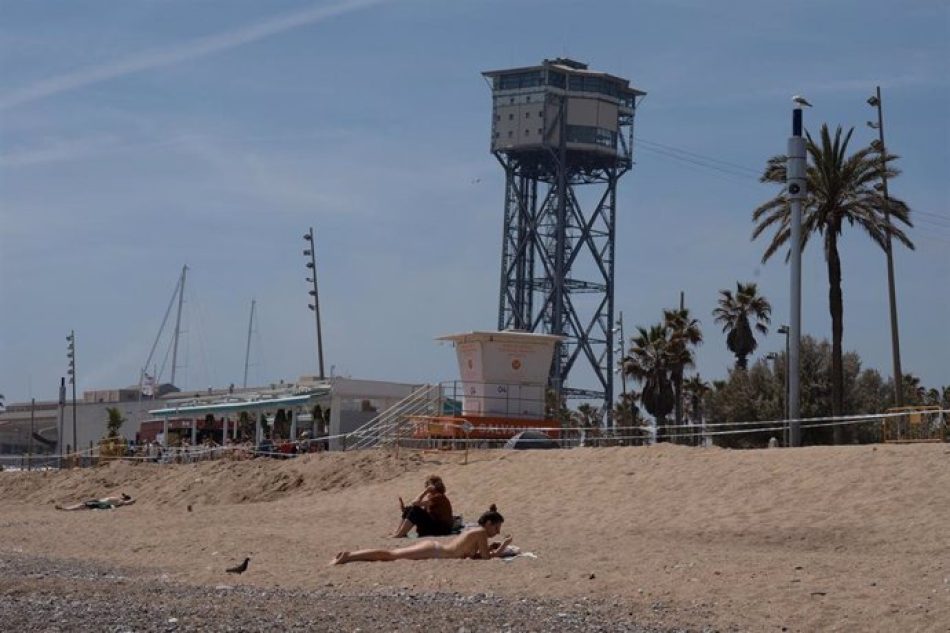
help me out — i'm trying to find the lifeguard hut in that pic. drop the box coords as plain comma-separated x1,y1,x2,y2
409,330,563,442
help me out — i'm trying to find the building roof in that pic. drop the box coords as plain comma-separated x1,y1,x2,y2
482,58,646,97
436,330,565,345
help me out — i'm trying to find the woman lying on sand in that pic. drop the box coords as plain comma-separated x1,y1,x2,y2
55,493,135,511
331,505,510,565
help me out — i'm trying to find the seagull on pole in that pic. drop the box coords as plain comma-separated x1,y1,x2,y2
792,95,813,107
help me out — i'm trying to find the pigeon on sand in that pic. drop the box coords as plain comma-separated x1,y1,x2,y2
226,558,250,574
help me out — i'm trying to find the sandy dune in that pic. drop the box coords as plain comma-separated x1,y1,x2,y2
1,444,948,632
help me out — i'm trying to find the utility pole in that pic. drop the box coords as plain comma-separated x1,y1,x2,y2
867,86,904,407
786,96,810,447
303,228,326,380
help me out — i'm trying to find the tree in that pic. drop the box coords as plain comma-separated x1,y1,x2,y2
753,124,914,443
545,389,573,429
683,374,711,424
105,407,125,439
712,282,771,370
613,390,641,425
573,403,601,429
663,307,703,429
623,324,676,437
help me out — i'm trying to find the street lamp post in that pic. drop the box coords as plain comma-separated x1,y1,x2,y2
66,331,77,463
777,324,790,444
613,311,627,402
303,228,326,380
57,377,65,467
866,87,904,407
612,311,631,437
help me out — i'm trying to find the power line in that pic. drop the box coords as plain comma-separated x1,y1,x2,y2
915,209,950,221
632,138,950,237
635,136,762,177
634,144,763,185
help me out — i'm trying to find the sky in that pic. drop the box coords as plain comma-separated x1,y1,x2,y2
1,0,948,405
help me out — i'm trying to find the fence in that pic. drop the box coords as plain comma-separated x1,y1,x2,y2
1,409,946,471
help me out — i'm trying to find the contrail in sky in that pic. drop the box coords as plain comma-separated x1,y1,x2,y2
0,0,389,110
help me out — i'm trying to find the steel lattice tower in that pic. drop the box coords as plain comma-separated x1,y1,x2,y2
483,59,645,423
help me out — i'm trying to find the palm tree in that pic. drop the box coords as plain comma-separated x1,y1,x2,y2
753,124,913,442
663,307,703,428
623,324,675,439
574,403,601,429
613,390,641,427
712,282,772,370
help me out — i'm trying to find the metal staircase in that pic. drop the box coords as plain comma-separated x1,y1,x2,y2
345,384,441,450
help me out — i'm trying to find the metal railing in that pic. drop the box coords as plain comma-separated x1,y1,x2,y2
346,384,442,450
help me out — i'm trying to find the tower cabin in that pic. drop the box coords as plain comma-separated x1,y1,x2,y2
483,57,645,168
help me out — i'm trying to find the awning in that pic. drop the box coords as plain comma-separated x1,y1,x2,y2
148,389,330,417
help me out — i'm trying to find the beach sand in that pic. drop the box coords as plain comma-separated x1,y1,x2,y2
1,443,948,631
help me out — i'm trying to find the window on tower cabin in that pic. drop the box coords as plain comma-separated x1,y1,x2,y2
525,111,530,118
509,113,514,120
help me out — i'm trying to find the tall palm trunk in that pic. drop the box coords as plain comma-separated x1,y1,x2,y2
826,231,845,443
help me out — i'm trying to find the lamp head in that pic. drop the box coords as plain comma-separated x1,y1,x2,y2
866,120,880,129
791,95,813,107
867,95,880,107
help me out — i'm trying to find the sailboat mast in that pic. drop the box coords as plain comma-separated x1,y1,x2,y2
243,299,256,388
170,265,188,387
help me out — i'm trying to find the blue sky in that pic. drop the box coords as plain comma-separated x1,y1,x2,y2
1,0,948,404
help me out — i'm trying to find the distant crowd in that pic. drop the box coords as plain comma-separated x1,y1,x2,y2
102,434,329,464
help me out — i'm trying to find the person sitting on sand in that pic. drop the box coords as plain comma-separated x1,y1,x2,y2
332,504,510,565
55,493,136,511
391,474,454,538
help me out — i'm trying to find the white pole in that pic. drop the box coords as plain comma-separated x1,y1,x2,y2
786,104,807,447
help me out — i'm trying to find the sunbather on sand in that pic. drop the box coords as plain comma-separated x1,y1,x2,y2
391,474,454,538
55,493,135,511
331,505,510,565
